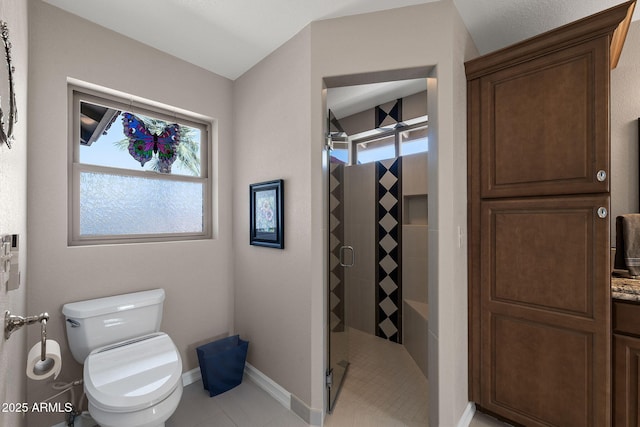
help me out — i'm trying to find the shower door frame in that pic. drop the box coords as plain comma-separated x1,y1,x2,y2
325,132,351,413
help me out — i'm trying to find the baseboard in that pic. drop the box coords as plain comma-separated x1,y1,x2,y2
290,393,323,426
457,402,476,427
243,362,291,409
243,363,322,426
181,363,291,408
182,363,321,426
181,367,202,387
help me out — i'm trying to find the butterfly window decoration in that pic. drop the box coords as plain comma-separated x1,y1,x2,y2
122,112,181,173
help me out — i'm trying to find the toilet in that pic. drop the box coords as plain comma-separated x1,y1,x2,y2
62,289,183,427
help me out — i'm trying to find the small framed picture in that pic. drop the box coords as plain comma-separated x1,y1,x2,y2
249,179,284,249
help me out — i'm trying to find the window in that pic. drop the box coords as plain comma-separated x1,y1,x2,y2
355,132,396,164
400,124,428,156
351,120,428,165
69,87,212,245
329,140,349,164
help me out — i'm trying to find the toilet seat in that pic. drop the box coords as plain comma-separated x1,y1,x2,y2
84,332,182,413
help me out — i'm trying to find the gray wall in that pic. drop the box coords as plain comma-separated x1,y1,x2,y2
26,2,235,425
611,20,640,240
0,1,29,426
232,26,313,407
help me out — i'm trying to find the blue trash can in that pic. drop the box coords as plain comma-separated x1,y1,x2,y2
196,335,249,397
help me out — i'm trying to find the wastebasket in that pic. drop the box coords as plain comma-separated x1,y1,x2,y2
196,335,249,397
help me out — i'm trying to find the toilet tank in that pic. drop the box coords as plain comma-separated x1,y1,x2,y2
62,289,165,364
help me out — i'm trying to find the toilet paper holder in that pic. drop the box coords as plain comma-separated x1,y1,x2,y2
4,311,49,361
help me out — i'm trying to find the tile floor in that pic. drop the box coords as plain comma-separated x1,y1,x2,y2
324,328,429,426
164,328,510,426
166,380,308,427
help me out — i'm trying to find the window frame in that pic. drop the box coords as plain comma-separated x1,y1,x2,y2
68,86,213,246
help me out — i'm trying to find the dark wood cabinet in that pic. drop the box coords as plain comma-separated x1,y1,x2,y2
613,300,640,427
467,2,636,426
478,195,610,426
477,37,610,199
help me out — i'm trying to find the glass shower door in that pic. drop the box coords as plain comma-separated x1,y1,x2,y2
326,134,350,412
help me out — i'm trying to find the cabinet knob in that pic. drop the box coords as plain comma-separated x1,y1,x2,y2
597,207,608,218
596,170,607,182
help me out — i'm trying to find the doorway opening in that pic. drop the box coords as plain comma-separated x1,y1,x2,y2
323,67,435,426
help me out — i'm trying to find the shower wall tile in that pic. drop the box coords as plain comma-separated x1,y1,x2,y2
403,300,429,378
375,158,402,343
344,164,376,332
346,277,376,335
329,161,345,332
402,152,428,196
403,225,428,303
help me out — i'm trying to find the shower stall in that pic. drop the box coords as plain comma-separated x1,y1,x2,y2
326,85,429,412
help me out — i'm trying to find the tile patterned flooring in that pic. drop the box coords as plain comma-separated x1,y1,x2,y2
165,328,509,426
324,328,429,426
166,380,308,427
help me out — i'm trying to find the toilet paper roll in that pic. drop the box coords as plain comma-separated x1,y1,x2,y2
26,339,62,381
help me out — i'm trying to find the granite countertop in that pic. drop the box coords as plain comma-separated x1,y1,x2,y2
612,276,640,302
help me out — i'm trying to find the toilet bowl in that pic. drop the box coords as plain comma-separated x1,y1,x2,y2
62,289,183,427
84,333,182,427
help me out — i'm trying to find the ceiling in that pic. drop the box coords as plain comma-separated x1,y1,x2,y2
43,0,639,124
42,0,639,82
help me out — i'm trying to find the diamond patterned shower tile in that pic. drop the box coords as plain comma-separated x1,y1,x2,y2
375,158,402,343
330,234,341,252
379,233,398,254
330,193,341,211
330,292,341,310
330,213,340,232
379,318,398,338
380,255,398,274
379,213,398,232
329,173,340,192
330,312,341,331
379,192,398,211
380,297,398,316
380,276,398,295
330,253,339,270
379,171,398,190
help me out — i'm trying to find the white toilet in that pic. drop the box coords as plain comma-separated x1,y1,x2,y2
62,289,183,427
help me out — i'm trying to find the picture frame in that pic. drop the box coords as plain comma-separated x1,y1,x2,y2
249,179,284,249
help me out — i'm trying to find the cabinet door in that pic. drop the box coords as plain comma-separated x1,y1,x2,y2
614,334,640,427
479,37,610,199
480,195,610,426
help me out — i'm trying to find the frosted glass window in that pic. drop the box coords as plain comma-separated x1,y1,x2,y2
80,172,203,236
70,88,211,245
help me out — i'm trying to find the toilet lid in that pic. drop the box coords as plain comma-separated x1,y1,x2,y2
84,333,182,413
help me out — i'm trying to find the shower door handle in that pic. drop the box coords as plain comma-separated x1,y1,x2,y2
339,246,355,267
